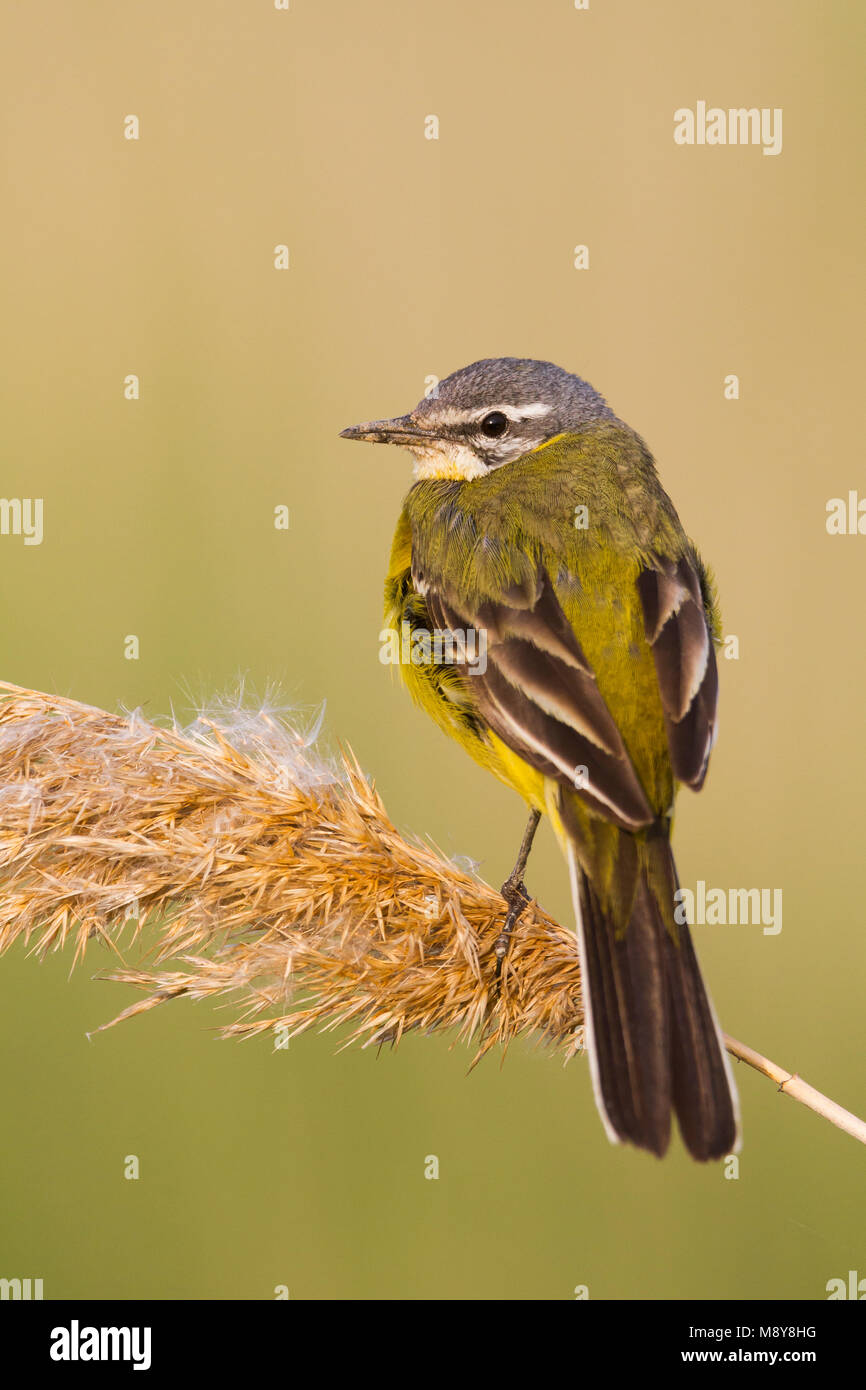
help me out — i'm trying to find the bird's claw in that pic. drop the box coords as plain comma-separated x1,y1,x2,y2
494,878,531,978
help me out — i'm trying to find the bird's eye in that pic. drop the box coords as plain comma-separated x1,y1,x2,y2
480,410,508,439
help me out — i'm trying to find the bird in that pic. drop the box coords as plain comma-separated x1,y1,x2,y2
340,357,739,1160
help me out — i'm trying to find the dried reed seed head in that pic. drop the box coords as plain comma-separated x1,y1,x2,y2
0,681,583,1062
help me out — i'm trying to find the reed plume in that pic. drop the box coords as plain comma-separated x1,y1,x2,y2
1,679,863,1147
0,681,581,1061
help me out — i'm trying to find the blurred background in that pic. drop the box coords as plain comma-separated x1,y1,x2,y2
1,0,864,1299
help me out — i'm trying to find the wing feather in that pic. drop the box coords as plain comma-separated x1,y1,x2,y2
637,556,719,789
422,568,655,832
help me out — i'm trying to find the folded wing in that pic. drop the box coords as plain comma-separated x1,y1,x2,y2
636,554,719,790
420,565,655,831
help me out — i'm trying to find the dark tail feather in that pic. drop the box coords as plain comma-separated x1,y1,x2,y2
567,839,739,1161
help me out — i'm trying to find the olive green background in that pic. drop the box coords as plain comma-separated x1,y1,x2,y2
2,0,864,1300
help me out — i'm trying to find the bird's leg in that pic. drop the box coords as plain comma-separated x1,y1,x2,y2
494,809,542,977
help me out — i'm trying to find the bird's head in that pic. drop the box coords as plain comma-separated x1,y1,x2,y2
340,357,613,480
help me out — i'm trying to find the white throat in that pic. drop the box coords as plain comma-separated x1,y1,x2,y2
410,442,488,481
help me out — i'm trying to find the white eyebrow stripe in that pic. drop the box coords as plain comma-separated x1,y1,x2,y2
425,401,553,427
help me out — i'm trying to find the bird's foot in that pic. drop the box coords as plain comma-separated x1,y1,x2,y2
494,877,531,979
